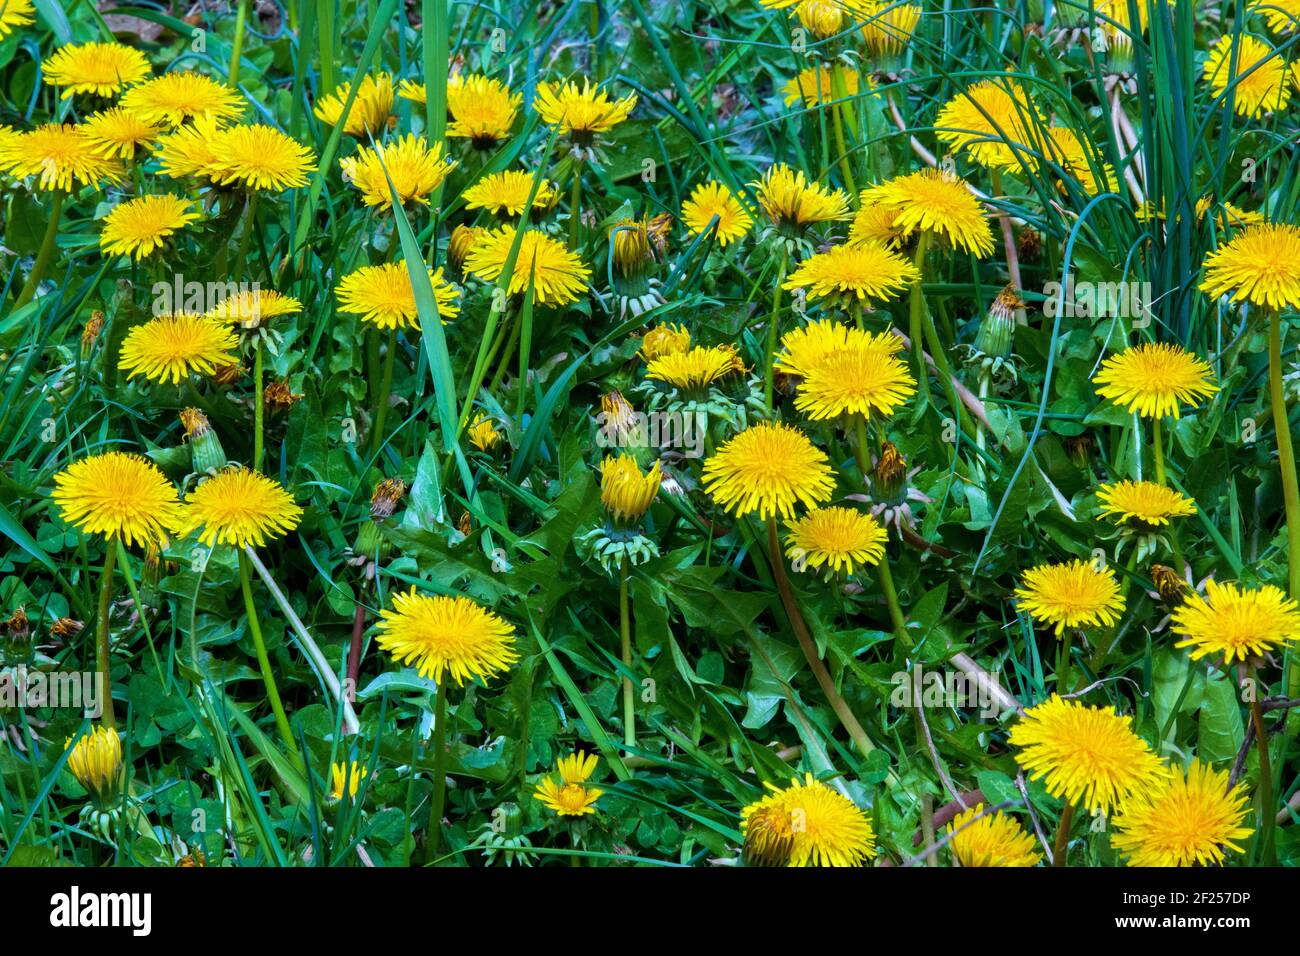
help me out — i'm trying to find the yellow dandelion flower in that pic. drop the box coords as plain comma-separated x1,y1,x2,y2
680,180,753,247
464,227,590,307
600,454,662,524
1251,0,1300,33
861,169,995,257
180,467,303,548
118,314,239,385
374,588,518,686
1092,343,1218,419
1111,760,1253,867
751,163,851,231
775,319,874,378
947,805,1042,867
1205,34,1291,118
783,65,861,108
447,73,521,147
784,506,887,575
847,197,906,248
645,344,745,392
1042,126,1119,197
1096,480,1196,528
534,78,636,138
51,451,184,547
1092,0,1151,48
99,194,198,260
335,262,460,330
43,42,150,99
741,773,876,867
1008,695,1167,815
205,124,316,192
339,134,456,209
1195,196,1266,231
934,78,1043,171
783,242,920,305
639,323,691,360
80,107,161,159
462,170,558,217
0,123,124,190
702,421,836,520
314,73,395,136
858,0,922,56
794,335,916,421
1014,559,1125,636
397,78,427,103
449,223,483,267
1200,223,1300,310
0,0,35,39
64,727,123,804
204,288,303,329
1172,579,1300,663
119,71,243,128
330,761,369,800
534,753,603,817
468,415,501,452
155,115,228,180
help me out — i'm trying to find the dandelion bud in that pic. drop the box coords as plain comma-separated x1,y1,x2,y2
974,284,1022,361
81,311,105,359
874,442,908,499
330,760,369,801
639,323,691,361
180,407,227,475
600,454,662,526
1150,564,1190,606
65,726,124,810
210,362,243,387
742,804,795,867
468,416,502,453
449,224,482,269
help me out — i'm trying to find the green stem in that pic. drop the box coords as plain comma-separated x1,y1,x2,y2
908,232,932,407
764,249,789,410
1152,417,1167,486
1057,629,1074,695
15,191,66,309
228,0,250,87
1052,801,1076,867
568,162,583,249
428,679,450,860
875,554,909,645
253,338,265,471
95,541,119,730
1267,311,1300,735
370,327,397,458
1249,664,1276,865
237,549,301,769
619,556,635,749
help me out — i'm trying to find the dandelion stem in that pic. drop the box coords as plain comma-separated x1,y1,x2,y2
1151,417,1167,486
1057,629,1074,695
908,232,932,408
253,338,265,471
765,517,876,758
1248,663,1276,865
228,0,250,87
15,190,65,309
619,555,636,749
875,554,909,644
427,678,450,859
237,549,301,770
369,327,397,458
95,540,118,730
568,161,583,249
764,249,789,410
1052,801,1076,866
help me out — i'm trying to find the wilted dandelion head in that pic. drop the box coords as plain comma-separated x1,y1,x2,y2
1204,34,1291,119
314,73,395,136
99,194,198,260
793,334,916,421
64,727,124,805
205,124,317,191
462,170,557,218
645,344,745,392
861,169,995,257
534,78,636,138
180,467,303,549
934,78,1043,171
680,180,754,246
1096,480,1196,529
51,451,184,548
1014,559,1125,636
336,263,460,329
330,761,369,801
751,163,851,232
1008,695,1167,815
1199,223,1300,311
119,71,244,127
534,752,603,816
1111,760,1253,867
339,134,456,209
946,805,1043,867
118,314,239,385
464,227,591,307
639,323,691,361
374,588,518,686
0,123,124,191
80,107,161,159
783,242,920,306
600,454,662,525
784,506,887,576
43,42,150,98
448,73,522,147
1172,579,1300,664
1091,343,1218,419
702,421,836,520
0,0,35,39
741,773,876,867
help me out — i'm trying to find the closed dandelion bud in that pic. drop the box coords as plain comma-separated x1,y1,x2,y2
180,407,227,474
1151,564,1190,606
874,442,908,500
65,726,124,810
209,362,243,387
974,284,1022,361
468,415,502,453
742,804,795,867
81,311,105,359
449,224,482,269
141,535,167,608
329,760,369,801
598,390,642,450
458,510,473,537
600,454,662,527
638,323,690,361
